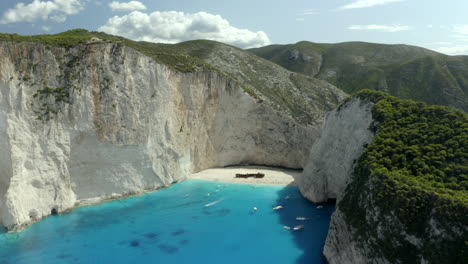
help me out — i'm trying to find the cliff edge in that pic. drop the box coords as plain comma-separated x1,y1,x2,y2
299,97,375,202
0,41,329,230
299,90,467,264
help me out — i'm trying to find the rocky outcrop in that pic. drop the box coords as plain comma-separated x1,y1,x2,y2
299,91,467,264
0,42,320,231
323,210,385,264
298,97,378,263
299,98,375,202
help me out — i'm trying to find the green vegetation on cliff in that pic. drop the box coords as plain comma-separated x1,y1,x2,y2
249,42,468,111
340,90,467,263
0,29,213,73
0,29,346,125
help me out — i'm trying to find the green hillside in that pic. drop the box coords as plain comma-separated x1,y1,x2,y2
0,29,214,73
249,41,468,111
163,40,346,125
340,90,468,263
0,30,346,125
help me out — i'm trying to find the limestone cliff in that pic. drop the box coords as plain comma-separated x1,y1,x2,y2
299,97,377,263
300,91,467,264
299,97,375,202
0,41,320,231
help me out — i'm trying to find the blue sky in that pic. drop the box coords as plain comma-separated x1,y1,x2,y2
0,0,467,55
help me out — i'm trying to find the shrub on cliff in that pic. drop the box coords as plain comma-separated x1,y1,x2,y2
340,90,467,264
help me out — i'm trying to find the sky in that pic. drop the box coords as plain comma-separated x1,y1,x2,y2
0,0,468,55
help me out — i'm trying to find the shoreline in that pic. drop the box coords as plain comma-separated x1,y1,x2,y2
4,166,300,232
188,165,301,186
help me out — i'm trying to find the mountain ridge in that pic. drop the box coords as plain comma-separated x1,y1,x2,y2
249,41,468,111
0,30,346,126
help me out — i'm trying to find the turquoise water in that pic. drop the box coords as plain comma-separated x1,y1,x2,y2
0,180,334,264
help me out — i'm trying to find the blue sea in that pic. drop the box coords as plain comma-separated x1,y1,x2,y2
0,180,334,264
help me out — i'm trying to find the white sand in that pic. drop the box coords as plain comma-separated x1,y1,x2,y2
188,166,301,185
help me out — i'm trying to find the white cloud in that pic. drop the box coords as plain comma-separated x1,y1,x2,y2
0,0,83,24
349,24,410,32
295,8,317,22
444,25,468,41
340,0,404,9
434,45,468,56
109,1,146,12
41,25,50,31
297,9,318,16
51,14,66,23
452,25,468,35
427,25,468,55
98,11,271,48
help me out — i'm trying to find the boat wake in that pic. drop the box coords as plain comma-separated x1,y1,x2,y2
204,198,224,207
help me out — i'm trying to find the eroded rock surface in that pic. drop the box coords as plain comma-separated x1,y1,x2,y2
0,42,321,230
299,98,375,202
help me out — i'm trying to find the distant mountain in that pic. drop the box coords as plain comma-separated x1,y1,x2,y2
249,41,468,111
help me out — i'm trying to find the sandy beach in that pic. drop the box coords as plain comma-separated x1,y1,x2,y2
188,166,301,185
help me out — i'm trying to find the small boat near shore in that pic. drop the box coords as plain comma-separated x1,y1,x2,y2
273,206,283,210
293,225,304,231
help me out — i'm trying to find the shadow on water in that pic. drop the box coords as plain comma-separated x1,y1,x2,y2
274,183,335,264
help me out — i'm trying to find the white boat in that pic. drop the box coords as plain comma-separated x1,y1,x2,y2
293,225,304,231
296,216,309,221
273,206,283,210
317,205,323,209
283,226,291,230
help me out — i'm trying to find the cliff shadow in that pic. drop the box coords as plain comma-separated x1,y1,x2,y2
274,183,335,264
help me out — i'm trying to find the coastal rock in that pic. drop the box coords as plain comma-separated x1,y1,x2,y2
299,92,467,263
299,97,375,202
0,42,319,230
298,97,380,263
322,209,386,264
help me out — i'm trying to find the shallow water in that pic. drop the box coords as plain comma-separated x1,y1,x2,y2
0,179,334,264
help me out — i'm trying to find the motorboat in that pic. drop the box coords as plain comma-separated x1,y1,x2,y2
293,225,304,231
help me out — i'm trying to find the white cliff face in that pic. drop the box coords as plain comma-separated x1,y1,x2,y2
298,98,375,203
0,42,318,230
297,97,379,263
323,209,390,264
323,210,369,264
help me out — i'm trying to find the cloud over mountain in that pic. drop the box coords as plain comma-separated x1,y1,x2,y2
0,0,83,24
340,0,404,10
98,11,271,48
349,24,410,32
109,1,146,12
